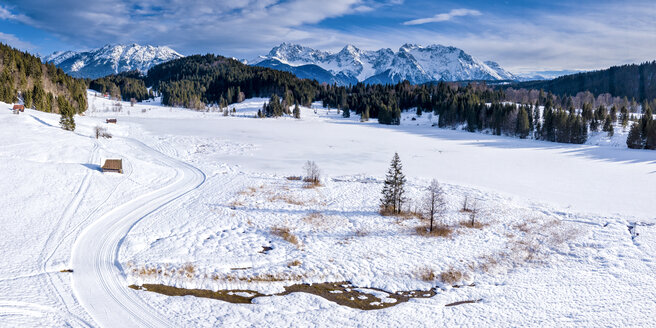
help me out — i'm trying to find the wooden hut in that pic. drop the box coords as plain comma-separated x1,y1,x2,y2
13,104,24,112
106,118,117,124
101,159,123,173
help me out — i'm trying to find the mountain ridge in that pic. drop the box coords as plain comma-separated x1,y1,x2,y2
43,43,183,79
251,42,517,85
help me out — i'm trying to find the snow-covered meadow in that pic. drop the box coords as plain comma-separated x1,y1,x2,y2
1,91,655,327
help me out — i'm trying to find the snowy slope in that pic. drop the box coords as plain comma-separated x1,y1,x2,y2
44,44,183,79
251,43,515,85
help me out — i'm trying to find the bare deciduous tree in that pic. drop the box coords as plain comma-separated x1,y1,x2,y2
469,200,478,227
303,161,321,186
94,126,112,139
423,179,447,232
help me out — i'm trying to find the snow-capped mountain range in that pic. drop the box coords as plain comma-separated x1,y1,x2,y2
250,43,517,85
43,44,183,79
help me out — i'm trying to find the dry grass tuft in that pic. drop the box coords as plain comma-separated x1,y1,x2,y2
286,176,302,181
287,259,302,267
415,225,453,237
271,226,300,245
228,200,244,208
302,180,322,189
440,268,464,285
459,220,486,229
380,207,423,219
268,194,307,206
183,263,196,278
302,211,324,226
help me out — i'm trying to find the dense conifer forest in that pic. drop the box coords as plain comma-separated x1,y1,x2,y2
513,61,656,103
0,43,87,114
89,71,153,102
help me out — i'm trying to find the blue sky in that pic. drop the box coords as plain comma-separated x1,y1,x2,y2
1,0,655,73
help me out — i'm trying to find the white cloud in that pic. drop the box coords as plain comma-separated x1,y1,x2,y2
1,0,393,58
0,32,36,51
402,8,481,25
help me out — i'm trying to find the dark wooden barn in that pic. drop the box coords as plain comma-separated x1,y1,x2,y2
101,159,123,173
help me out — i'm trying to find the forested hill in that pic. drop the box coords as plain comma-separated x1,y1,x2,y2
513,61,656,102
145,54,320,109
0,43,87,114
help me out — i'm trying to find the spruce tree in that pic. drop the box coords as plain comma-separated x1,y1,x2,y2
57,96,75,131
626,123,643,149
516,107,530,139
380,153,406,214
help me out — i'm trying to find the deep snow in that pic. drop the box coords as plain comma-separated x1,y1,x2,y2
0,91,654,327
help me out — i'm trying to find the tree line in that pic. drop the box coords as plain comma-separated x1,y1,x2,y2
88,52,656,150
513,61,656,103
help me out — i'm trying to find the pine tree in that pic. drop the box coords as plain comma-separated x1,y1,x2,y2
516,107,530,139
343,107,350,118
640,105,654,148
626,123,643,149
380,153,406,214
620,106,629,128
57,96,75,131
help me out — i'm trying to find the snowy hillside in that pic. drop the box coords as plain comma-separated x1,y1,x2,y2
251,43,516,85
1,92,655,327
43,44,183,79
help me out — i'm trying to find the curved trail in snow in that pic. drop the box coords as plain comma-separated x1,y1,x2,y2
71,137,206,327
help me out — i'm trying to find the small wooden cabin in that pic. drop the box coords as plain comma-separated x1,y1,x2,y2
13,104,24,112
101,159,123,174
106,118,117,124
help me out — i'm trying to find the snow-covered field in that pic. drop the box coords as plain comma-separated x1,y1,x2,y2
0,91,655,327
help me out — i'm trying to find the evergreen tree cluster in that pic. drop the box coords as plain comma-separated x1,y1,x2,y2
89,71,153,102
627,102,656,149
0,43,87,113
261,94,293,117
144,55,320,109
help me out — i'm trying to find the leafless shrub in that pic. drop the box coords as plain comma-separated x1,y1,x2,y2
94,126,112,139
303,161,321,187
417,267,438,281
